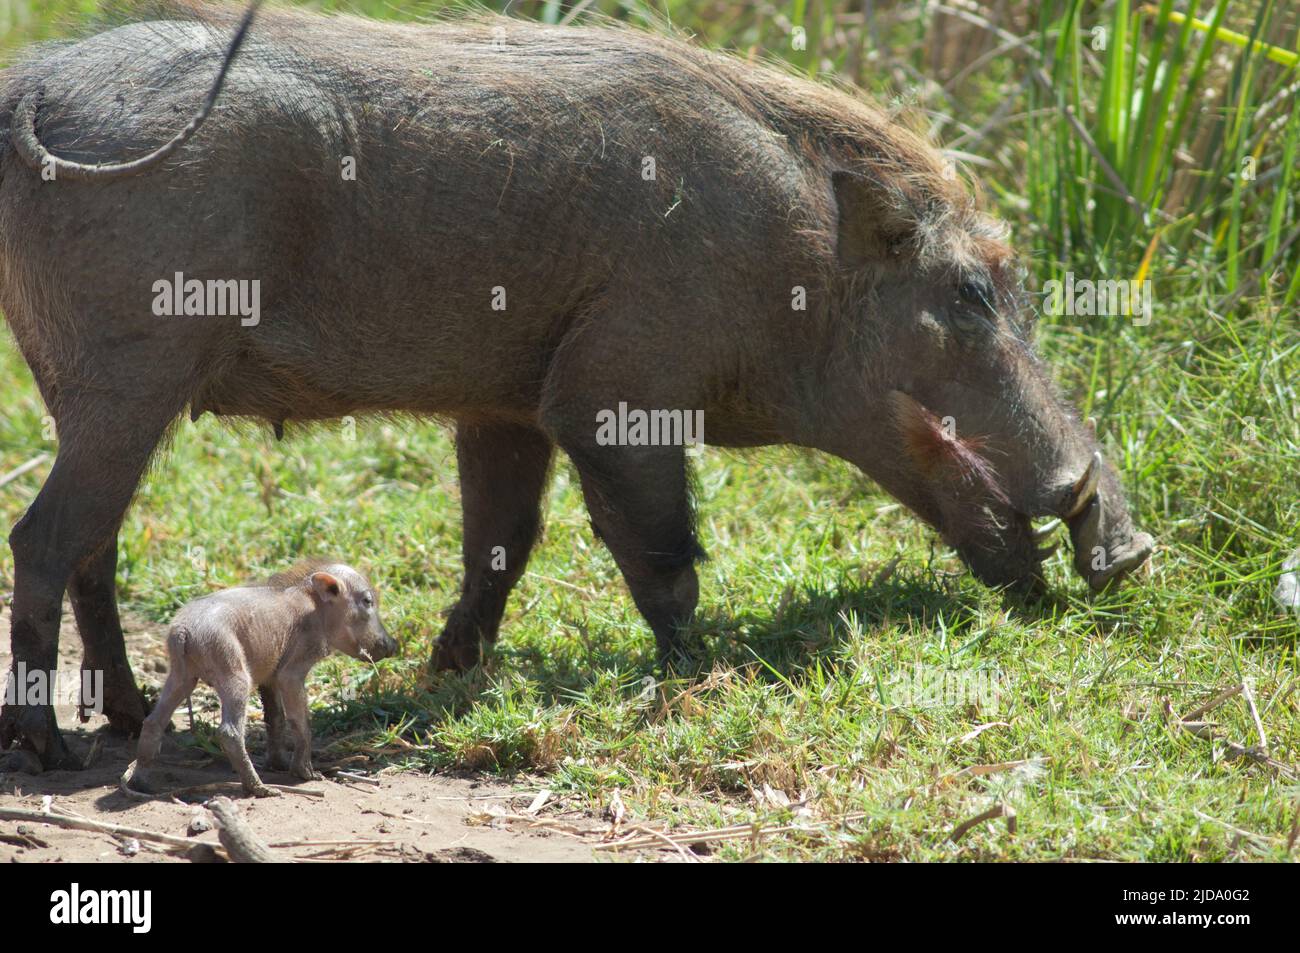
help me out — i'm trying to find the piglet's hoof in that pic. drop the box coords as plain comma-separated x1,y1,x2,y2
265,752,291,773
120,760,158,794
291,765,322,782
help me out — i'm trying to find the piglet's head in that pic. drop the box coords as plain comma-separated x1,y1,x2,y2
309,566,399,662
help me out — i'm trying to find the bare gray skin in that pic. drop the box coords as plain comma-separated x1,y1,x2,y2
0,5,1151,766
123,562,397,797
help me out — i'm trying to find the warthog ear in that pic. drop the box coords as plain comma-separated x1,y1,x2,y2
832,170,914,269
310,571,342,602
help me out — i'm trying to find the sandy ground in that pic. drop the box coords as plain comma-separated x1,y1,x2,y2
0,604,645,863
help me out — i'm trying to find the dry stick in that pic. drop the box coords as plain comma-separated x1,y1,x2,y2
268,838,400,849
0,453,49,490
626,823,701,863
3,804,400,862
0,806,215,854
474,813,592,840
207,797,279,863
599,823,804,852
119,774,324,802
328,769,380,787
597,813,870,852
1168,695,1296,780
1180,684,1243,722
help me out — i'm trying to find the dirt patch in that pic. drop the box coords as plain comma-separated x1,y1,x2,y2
0,604,638,863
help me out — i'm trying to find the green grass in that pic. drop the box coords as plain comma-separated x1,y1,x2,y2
1,1,1297,860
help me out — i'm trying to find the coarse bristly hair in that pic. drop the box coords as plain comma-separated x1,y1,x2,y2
261,557,347,591
135,1,994,267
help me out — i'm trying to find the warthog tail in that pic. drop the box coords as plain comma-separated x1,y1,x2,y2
10,0,264,183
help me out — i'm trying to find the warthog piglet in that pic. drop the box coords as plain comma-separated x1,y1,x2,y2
124,561,397,797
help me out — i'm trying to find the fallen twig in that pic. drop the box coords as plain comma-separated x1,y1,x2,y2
468,811,592,840
1180,685,1243,723
1166,695,1296,779
0,805,214,854
119,774,324,801
328,769,380,787
268,838,400,849
208,797,278,863
596,813,869,852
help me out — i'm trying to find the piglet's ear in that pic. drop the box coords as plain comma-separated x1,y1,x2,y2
832,170,914,269
310,571,341,601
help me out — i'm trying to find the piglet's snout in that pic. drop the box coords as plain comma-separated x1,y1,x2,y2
372,627,399,661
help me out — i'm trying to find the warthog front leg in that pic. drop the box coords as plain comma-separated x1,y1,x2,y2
67,540,149,735
432,422,554,673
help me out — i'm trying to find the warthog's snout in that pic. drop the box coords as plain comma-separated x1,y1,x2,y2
1058,452,1154,591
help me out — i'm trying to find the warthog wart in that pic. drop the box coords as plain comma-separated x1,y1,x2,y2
0,2,1151,766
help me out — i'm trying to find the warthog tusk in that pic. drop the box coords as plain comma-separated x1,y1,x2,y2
1063,451,1102,518
1031,518,1063,543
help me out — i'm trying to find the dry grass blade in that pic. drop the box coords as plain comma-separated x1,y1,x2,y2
949,803,1009,842
0,453,49,489
1241,679,1269,756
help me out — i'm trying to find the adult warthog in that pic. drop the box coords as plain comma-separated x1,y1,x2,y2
0,2,1151,766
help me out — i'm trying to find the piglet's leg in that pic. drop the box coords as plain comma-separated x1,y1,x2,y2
122,668,197,793
258,685,290,772
215,674,280,798
276,676,321,782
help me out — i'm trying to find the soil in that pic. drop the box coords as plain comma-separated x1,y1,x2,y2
0,604,644,863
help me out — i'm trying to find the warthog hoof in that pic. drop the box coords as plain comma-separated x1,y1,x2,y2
429,635,482,673
0,703,81,770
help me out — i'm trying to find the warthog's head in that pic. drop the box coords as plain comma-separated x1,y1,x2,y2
817,166,1153,595
309,565,399,662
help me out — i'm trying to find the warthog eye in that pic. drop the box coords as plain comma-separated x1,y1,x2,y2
958,280,994,313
